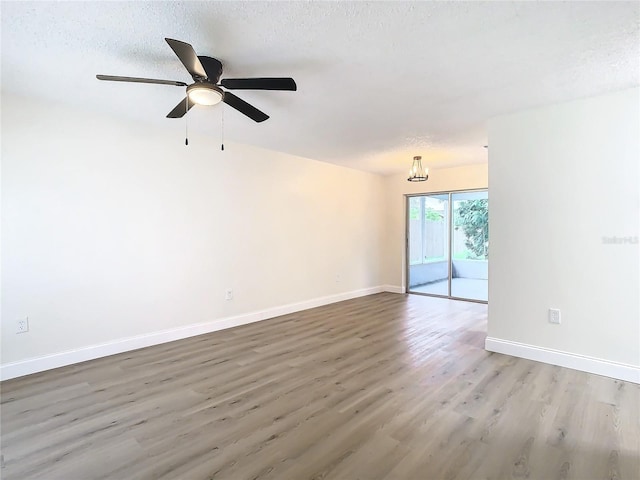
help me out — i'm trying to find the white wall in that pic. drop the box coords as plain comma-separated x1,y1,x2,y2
382,164,489,290
487,87,640,379
1,94,385,374
10,86,636,383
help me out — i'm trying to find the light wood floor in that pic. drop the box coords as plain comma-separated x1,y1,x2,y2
1,293,638,480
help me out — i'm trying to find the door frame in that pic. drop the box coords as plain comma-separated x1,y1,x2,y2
405,188,488,304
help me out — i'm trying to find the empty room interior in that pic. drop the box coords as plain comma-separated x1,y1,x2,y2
1,2,639,479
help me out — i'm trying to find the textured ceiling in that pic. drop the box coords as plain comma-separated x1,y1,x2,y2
2,1,639,174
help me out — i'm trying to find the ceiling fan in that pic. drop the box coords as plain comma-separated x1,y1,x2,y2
96,38,297,123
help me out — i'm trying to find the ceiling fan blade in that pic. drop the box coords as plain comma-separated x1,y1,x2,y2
223,92,269,123
166,97,196,118
220,77,297,91
198,56,223,83
165,38,208,80
96,75,187,87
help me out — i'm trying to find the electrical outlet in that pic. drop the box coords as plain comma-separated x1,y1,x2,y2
17,317,29,334
225,289,233,301
335,274,341,283
548,308,561,325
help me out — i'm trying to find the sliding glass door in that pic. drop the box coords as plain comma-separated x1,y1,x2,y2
407,189,488,302
407,194,450,296
451,191,488,301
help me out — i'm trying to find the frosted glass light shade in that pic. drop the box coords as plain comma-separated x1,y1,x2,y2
187,84,224,106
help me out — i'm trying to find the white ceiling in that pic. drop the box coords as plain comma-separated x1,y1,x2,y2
2,1,639,174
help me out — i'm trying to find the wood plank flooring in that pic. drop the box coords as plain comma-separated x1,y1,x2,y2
1,293,638,479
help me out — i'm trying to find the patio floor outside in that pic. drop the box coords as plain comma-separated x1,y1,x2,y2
410,278,488,302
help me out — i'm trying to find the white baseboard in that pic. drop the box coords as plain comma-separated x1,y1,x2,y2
485,337,640,384
0,286,384,381
383,285,405,294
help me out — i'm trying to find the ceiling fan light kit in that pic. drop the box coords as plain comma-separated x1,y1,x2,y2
187,83,223,106
96,38,296,123
407,155,429,182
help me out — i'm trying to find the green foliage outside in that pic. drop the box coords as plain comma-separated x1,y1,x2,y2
409,206,444,221
454,199,489,259
425,207,442,221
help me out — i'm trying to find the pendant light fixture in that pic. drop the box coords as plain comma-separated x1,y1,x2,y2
407,155,428,182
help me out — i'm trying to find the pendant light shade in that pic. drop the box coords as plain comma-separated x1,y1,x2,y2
407,155,428,182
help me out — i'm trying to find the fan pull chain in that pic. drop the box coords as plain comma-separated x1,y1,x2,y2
185,98,189,146
221,106,225,151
